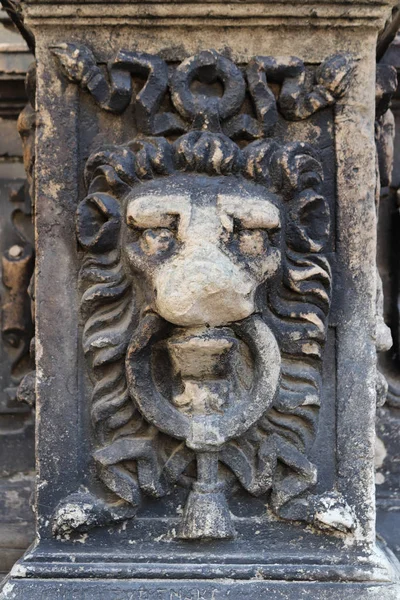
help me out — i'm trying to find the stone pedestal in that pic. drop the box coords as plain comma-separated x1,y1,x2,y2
2,1,400,598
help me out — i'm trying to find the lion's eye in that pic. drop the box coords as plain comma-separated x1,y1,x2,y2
140,228,175,255
237,229,266,256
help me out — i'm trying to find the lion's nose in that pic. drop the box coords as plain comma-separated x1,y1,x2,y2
154,245,256,327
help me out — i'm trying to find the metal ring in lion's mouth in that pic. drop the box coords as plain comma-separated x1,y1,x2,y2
125,312,281,450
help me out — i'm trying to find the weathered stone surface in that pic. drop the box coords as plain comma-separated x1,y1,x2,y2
2,579,400,600
0,9,35,575
2,0,400,597
376,32,400,560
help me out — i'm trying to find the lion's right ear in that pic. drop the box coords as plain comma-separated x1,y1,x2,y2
84,147,137,191
76,193,121,253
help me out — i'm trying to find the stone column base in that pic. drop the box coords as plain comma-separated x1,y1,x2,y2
2,543,400,599
2,577,400,600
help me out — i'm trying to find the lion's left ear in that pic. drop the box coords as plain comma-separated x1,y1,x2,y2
286,190,330,253
76,192,121,253
271,143,329,252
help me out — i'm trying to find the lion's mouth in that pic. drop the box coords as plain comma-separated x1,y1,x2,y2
127,311,280,448
166,327,241,416
167,328,237,378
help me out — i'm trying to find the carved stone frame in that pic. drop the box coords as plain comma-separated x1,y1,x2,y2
2,1,400,599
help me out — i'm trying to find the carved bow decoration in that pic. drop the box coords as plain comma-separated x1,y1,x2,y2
51,44,354,138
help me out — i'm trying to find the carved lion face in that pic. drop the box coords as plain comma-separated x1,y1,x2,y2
122,174,282,328
76,133,332,536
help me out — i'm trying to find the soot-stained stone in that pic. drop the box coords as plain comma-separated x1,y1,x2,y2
2,1,400,598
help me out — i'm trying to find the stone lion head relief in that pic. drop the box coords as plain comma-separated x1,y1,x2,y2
45,46,358,538
125,174,281,329
70,129,351,540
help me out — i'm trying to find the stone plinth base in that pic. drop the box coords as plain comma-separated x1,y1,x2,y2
1,543,399,599
2,578,400,600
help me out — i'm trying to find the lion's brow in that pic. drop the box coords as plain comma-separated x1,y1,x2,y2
126,194,190,229
217,194,281,230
